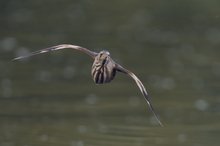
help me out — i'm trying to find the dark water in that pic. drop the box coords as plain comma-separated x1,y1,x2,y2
1,0,220,146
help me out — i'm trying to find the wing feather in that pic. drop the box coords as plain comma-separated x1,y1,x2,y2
116,64,163,127
12,44,97,61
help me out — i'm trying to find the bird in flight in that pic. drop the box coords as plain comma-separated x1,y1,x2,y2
13,44,163,126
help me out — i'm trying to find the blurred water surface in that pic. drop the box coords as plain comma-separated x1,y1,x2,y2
1,0,220,146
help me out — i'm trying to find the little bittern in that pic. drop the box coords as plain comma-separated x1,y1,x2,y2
13,44,163,126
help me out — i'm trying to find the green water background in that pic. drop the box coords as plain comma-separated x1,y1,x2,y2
1,0,220,145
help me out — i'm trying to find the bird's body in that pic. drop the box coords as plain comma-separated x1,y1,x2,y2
13,44,163,126
92,51,116,84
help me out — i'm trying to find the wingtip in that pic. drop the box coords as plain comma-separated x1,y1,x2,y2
11,56,22,61
11,58,18,61
158,120,164,127
153,114,164,127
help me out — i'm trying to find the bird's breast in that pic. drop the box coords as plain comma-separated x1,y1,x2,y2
91,60,116,84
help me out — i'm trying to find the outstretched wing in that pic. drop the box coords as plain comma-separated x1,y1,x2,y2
12,44,98,61
116,64,163,127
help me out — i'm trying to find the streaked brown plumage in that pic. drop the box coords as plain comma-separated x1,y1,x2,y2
13,44,163,126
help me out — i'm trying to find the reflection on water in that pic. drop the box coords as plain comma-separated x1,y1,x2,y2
1,0,220,146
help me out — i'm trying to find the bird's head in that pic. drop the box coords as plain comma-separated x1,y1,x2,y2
97,50,110,64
